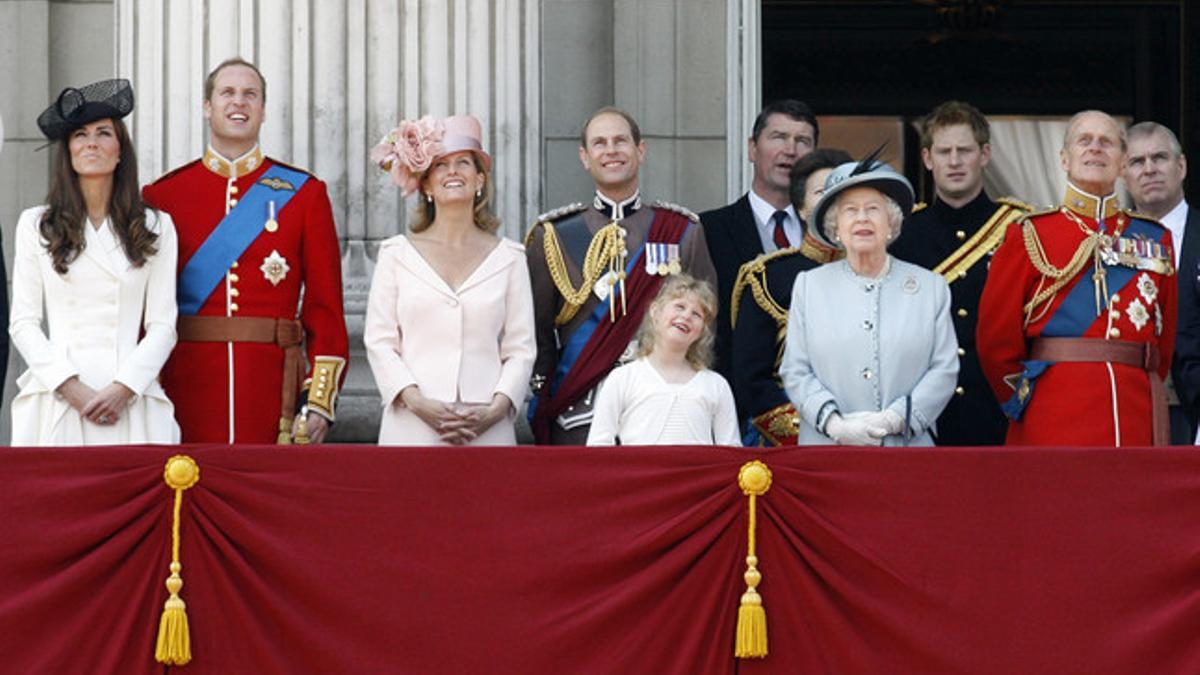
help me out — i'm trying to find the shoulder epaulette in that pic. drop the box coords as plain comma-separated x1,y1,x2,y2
652,200,700,223
1022,204,1061,219
730,249,798,328
1122,209,1167,228
911,201,928,214
535,202,587,225
995,196,1034,212
266,157,316,178
148,158,202,185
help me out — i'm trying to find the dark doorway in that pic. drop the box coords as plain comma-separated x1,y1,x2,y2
762,0,1197,202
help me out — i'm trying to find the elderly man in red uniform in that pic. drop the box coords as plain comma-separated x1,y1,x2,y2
977,111,1175,446
143,58,348,444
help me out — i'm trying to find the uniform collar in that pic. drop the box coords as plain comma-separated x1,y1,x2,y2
1063,182,1121,221
930,190,994,226
593,190,642,221
203,145,264,179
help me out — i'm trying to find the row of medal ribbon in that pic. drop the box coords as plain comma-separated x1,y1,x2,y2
645,242,682,276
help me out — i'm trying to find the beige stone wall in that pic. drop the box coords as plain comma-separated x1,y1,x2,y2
0,0,117,443
0,0,742,443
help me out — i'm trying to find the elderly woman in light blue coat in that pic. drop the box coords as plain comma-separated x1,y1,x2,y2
780,156,958,446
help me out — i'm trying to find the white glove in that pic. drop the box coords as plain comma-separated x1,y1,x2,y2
860,410,905,439
824,412,883,446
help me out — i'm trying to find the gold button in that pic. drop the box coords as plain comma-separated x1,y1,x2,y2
1109,310,1120,320
230,302,240,313
958,270,967,279
1109,327,1120,338
956,308,968,318
229,198,239,207
229,185,239,194
229,273,240,282
956,230,966,240
230,288,240,297
955,386,965,396
957,348,966,357
1111,294,1120,303
232,262,239,269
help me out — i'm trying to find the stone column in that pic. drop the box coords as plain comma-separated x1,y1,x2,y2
115,0,542,441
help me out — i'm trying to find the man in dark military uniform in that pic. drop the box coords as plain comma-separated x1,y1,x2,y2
730,149,849,445
525,106,717,445
891,101,1028,446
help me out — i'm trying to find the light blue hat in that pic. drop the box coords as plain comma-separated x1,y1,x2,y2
809,152,914,249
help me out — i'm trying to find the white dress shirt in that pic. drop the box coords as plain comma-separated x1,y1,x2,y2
747,189,802,252
1158,198,1188,269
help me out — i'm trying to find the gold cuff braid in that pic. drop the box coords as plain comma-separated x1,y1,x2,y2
304,356,346,420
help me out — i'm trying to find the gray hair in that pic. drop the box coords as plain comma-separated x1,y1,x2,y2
1063,110,1127,152
1127,121,1183,157
821,191,905,248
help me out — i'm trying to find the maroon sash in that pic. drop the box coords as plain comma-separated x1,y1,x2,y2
532,209,691,442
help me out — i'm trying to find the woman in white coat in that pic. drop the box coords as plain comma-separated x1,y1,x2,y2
10,79,179,445
780,154,958,446
365,114,535,445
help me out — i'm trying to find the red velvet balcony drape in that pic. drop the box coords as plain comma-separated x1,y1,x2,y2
1,445,1199,674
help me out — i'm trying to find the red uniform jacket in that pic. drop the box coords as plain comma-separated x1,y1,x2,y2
143,147,349,443
977,186,1175,446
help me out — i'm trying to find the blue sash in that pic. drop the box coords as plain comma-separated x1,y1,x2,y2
177,165,310,315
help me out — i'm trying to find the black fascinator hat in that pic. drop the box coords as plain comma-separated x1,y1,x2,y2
37,78,135,141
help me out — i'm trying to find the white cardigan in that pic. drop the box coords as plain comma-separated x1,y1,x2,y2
9,206,180,445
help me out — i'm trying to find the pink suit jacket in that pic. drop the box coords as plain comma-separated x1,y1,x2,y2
364,235,535,414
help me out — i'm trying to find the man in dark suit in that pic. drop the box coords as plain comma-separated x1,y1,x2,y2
1126,121,1199,444
891,101,1026,446
701,100,818,402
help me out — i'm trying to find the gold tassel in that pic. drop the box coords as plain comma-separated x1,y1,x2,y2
735,460,772,659
156,455,200,666
277,417,293,444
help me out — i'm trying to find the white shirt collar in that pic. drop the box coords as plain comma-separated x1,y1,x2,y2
1159,198,1189,265
746,189,801,251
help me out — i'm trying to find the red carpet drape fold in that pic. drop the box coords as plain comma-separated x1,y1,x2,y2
1,445,1199,674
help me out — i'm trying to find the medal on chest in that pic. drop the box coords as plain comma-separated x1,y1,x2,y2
260,250,290,286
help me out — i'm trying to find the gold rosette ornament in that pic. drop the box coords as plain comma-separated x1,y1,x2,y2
155,455,200,666
735,460,772,658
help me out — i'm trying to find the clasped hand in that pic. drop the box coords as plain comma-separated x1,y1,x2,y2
825,410,905,446
58,377,134,426
400,387,511,445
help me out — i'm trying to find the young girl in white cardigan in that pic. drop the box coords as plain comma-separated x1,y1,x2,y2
587,274,740,446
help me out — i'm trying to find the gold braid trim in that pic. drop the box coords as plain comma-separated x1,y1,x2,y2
731,250,798,328
934,199,1030,282
542,221,626,326
1021,215,1099,315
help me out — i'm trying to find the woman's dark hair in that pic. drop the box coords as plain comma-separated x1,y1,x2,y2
41,117,158,274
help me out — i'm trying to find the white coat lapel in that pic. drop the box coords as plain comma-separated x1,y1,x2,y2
82,219,122,278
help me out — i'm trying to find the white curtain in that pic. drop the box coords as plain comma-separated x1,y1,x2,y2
983,118,1070,211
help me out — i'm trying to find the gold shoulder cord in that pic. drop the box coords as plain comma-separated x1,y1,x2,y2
1020,212,1100,317
542,221,625,326
934,202,1028,282
731,250,795,329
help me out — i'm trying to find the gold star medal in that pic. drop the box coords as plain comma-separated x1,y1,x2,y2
260,250,290,286
265,200,279,233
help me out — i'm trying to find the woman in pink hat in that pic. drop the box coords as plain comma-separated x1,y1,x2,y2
364,115,535,445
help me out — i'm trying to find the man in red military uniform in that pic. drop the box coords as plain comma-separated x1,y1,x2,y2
977,110,1176,446
143,58,348,444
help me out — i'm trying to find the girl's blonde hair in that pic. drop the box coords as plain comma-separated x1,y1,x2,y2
635,274,718,370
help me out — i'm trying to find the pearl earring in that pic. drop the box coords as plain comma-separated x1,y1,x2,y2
476,187,483,198
425,193,433,203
